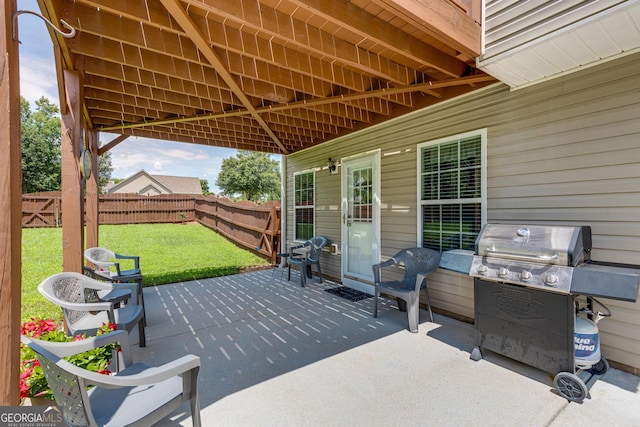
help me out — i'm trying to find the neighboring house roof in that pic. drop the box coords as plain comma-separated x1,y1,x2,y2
152,174,203,195
107,170,202,195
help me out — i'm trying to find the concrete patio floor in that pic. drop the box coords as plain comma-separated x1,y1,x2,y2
130,270,640,426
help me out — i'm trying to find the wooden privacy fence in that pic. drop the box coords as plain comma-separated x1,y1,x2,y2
195,196,281,262
22,192,281,261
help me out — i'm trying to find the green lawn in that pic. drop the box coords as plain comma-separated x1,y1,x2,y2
21,223,268,322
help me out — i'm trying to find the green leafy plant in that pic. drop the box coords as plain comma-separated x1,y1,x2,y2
20,317,119,402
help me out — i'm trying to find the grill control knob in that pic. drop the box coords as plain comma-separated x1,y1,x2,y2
544,274,559,286
497,267,509,278
520,270,532,282
477,264,488,275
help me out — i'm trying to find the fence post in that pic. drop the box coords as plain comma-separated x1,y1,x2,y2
270,205,279,263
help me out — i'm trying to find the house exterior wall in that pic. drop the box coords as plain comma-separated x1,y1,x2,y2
285,52,640,371
482,0,628,58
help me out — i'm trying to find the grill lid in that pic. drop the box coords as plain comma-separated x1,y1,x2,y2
475,224,591,267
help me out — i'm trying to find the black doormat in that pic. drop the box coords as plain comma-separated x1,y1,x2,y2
324,286,373,302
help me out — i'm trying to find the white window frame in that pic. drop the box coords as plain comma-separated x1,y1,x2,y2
293,169,316,241
416,129,487,251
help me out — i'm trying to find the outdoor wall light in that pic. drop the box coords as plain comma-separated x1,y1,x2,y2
327,158,337,175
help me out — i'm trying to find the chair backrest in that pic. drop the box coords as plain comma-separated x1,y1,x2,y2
21,336,95,426
39,273,94,328
306,236,328,262
395,248,441,289
84,247,116,277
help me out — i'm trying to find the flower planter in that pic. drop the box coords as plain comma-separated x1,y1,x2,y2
24,396,55,406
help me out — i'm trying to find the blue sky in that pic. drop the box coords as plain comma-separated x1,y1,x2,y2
16,0,278,193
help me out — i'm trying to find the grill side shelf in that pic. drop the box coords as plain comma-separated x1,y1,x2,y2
571,264,640,302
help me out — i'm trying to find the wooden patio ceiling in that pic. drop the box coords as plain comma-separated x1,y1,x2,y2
40,0,496,155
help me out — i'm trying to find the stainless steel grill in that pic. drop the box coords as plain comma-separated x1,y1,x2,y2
470,224,591,294
467,223,639,375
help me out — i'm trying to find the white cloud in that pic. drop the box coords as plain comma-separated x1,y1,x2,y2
19,54,58,106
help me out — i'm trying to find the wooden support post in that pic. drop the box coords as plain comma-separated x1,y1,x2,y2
0,0,22,406
61,69,84,272
85,129,99,250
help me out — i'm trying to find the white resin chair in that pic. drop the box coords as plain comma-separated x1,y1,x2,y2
21,330,201,426
39,272,146,347
84,247,146,324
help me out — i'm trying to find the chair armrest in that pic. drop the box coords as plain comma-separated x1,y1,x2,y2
107,283,138,304
415,273,427,292
22,331,133,367
372,258,398,283
115,253,140,270
71,355,201,388
91,259,121,278
84,280,138,304
289,243,305,256
47,296,115,313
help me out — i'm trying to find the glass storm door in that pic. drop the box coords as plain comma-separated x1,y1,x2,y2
341,153,379,292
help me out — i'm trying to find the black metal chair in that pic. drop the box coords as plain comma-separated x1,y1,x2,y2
372,247,440,333
288,236,328,287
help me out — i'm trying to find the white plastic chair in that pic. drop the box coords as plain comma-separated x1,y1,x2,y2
39,272,146,347
372,247,441,332
84,247,146,324
21,330,201,426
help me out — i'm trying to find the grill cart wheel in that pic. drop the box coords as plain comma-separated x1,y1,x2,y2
554,372,588,403
588,357,609,376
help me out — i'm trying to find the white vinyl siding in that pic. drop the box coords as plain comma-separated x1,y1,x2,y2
418,130,486,251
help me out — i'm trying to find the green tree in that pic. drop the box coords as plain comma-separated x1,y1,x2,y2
21,96,61,193
98,150,113,194
216,151,280,202
200,179,211,195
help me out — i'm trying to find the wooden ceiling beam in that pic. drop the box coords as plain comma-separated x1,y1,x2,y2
202,15,373,93
84,74,227,113
263,111,343,134
145,126,277,146
75,0,378,94
71,12,396,111
287,0,467,77
69,34,226,88
121,127,281,150
83,57,237,107
84,87,200,118
98,134,128,155
97,74,494,133
185,0,420,85
159,0,289,154
376,0,482,57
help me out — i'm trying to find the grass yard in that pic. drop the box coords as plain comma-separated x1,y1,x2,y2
22,223,268,322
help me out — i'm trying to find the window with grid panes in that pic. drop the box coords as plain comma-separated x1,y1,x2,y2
418,130,485,252
294,171,315,241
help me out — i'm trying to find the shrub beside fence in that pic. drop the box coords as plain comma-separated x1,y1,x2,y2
21,192,281,261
